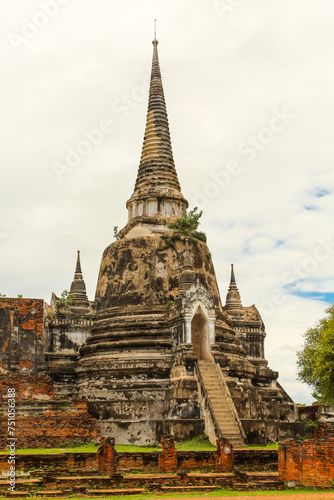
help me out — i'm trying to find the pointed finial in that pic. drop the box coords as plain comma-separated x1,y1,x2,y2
225,263,243,314
230,263,236,285
70,250,90,310
154,19,157,41
75,250,82,275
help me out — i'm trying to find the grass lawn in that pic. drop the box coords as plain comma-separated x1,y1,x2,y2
21,489,334,500
0,443,100,454
247,443,279,449
0,436,280,454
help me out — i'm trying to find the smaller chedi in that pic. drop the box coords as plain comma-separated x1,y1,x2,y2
0,35,297,448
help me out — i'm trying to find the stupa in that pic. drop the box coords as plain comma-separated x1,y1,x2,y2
75,35,295,446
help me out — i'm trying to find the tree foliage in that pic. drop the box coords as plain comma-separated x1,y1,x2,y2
168,207,206,242
55,290,75,309
113,226,120,240
55,290,76,324
297,303,334,403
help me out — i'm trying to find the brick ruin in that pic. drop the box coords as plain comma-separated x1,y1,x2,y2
279,436,334,488
0,298,100,449
0,37,311,449
0,434,332,494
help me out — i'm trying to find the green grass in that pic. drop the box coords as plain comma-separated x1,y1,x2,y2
115,444,161,452
0,443,160,454
176,435,216,451
21,489,334,500
0,437,280,454
247,443,280,449
0,443,99,454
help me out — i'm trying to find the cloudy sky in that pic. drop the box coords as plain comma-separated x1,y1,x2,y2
1,0,334,404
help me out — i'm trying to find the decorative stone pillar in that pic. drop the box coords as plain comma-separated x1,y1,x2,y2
158,434,177,472
215,438,234,472
184,314,192,344
97,437,118,475
208,312,216,344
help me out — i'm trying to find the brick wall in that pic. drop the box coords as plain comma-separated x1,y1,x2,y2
0,298,45,373
0,299,101,450
278,438,334,488
314,423,334,440
0,400,100,449
0,452,96,473
0,373,54,404
0,447,279,474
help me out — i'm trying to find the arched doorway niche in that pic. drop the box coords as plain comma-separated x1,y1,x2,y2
191,305,212,360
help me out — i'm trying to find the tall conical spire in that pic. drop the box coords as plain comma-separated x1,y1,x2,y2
70,250,90,311
225,264,244,316
75,250,82,275
230,263,236,285
134,38,180,192
125,37,188,231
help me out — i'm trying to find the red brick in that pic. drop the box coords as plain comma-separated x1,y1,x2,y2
215,438,234,472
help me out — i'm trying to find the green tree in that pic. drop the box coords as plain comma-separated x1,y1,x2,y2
168,206,206,242
113,226,120,240
297,303,334,403
55,290,76,324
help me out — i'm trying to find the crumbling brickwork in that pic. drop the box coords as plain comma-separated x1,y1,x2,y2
0,445,279,474
0,399,100,449
0,298,45,373
314,422,334,440
158,434,178,472
215,438,234,472
278,438,334,488
0,373,54,404
97,436,118,474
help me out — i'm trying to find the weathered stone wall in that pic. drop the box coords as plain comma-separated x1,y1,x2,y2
314,422,334,440
278,438,334,488
298,404,334,424
0,298,45,373
94,236,223,310
241,419,314,445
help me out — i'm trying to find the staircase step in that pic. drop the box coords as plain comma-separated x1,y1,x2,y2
197,361,245,448
219,432,241,435
207,388,226,392
216,427,240,433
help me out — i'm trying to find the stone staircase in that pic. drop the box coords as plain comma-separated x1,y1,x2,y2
197,360,246,448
